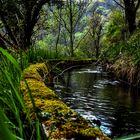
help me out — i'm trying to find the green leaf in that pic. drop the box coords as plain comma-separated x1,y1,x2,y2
0,47,21,71
114,133,140,140
0,110,16,140
3,68,24,108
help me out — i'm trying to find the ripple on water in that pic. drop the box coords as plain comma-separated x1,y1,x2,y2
54,65,140,138
75,70,102,74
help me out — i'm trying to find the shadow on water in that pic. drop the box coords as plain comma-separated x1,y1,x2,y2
54,65,140,139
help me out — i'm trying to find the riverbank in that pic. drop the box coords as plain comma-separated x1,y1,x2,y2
21,62,110,139
103,55,140,88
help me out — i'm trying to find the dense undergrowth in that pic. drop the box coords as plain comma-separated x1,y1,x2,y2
102,29,140,86
100,10,140,87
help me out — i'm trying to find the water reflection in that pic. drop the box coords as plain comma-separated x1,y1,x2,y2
54,65,140,138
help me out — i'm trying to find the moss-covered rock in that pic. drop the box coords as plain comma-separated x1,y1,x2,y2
21,63,110,140
21,79,58,101
23,63,51,82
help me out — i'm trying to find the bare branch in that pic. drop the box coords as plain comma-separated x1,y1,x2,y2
113,0,125,9
74,30,89,51
135,0,140,12
49,7,71,33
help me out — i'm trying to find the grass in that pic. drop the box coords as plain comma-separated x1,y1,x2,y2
0,110,17,140
0,47,46,140
114,133,140,140
19,46,95,65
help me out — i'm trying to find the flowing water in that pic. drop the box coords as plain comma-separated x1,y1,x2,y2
54,65,140,138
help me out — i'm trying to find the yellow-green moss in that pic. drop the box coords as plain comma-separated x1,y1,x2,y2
50,122,110,140
23,63,49,81
21,63,110,140
80,128,110,140
21,79,58,100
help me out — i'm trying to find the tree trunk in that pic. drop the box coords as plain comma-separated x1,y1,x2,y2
0,0,49,50
69,0,74,57
124,0,137,33
125,8,136,33
55,22,61,57
55,8,62,58
95,41,99,59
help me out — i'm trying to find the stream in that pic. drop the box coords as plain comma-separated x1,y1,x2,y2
54,65,140,138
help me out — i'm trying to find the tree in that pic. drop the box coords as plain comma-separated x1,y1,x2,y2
89,13,104,58
49,5,63,57
0,0,63,50
35,4,64,56
113,0,140,33
101,10,126,60
51,0,92,57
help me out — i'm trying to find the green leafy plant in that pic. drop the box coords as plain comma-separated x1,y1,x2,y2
0,47,45,140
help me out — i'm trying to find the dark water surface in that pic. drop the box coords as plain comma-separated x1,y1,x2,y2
54,65,140,138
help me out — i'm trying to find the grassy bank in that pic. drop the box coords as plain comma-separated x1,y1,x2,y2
0,48,43,140
100,25,140,87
